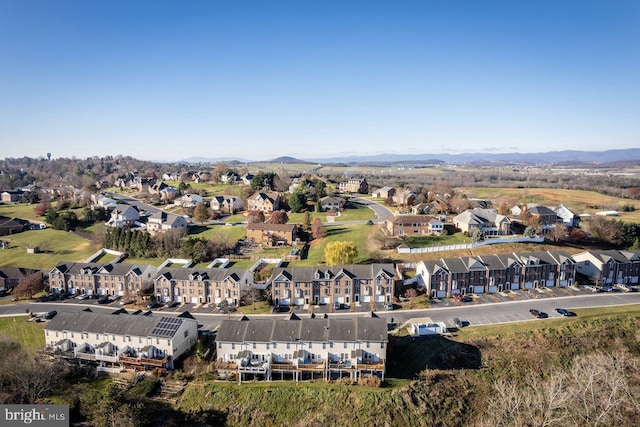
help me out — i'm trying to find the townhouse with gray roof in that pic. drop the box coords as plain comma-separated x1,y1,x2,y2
49,262,156,297
154,267,253,305
417,251,575,298
45,310,197,371
215,314,387,383
268,264,396,308
573,250,640,286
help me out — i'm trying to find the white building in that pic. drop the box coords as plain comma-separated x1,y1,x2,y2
45,311,198,371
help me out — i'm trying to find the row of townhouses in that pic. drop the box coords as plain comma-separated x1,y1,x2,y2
417,251,576,298
49,262,398,308
45,310,198,372
48,250,640,307
417,250,640,298
268,264,397,307
215,313,388,383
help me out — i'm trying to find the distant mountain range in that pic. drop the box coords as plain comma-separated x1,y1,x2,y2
180,148,640,167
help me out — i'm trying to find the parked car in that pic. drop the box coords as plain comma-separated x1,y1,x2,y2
555,308,576,317
453,317,463,328
600,285,614,292
384,302,394,311
98,296,111,304
453,293,472,302
529,309,548,318
614,283,631,292
583,285,599,293
119,298,134,305
43,310,57,319
334,303,349,310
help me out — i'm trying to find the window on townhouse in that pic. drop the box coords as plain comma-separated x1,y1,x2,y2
335,288,339,294
232,343,235,350
253,343,256,349
344,342,348,349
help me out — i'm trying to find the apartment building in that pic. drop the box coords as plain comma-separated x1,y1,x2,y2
49,262,156,296
573,250,640,285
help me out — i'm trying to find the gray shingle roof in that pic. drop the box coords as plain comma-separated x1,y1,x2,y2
217,316,387,343
45,311,189,339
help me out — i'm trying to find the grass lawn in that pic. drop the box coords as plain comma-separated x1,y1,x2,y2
0,203,42,222
0,229,100,269
402,229,469,248
188,224,246,242
297,224,374,266
236,300,273,314
0,316,46,353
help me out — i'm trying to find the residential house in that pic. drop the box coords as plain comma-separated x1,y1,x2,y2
106,204,140,228
392,189,417,207
573,250,640,285
0,267,41,292
45,310,197,371
319,196,345,212
210,195,244,214
175,194,204,208
241,173,254,185
246,223,298,247
416,251,576,298
247,191,282,213
1,190,24,203
146,212,188,235
220,171,241,184
268,264,396,307
371,187,395,200
411,202,437,215
453,208,511,236
94,195,117,208
554,204,580,227
338,178,368,194
288,178,315,194
0,215,26,236
129,177,156,192
385,215,436,236
215,315,387,383
525,205,559,232
154,267,253,305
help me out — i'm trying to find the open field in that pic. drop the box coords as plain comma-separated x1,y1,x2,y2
0,228,100,268
463,187,640,221
0,202,43,222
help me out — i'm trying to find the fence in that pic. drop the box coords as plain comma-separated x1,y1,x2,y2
397,236,544,254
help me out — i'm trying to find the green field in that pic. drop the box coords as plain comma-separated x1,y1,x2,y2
0,228,100,269
0,316,46,353
298,223,374,266
0,202,43,222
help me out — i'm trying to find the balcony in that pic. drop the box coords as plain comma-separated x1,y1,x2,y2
118,355,169,368
297,360,325,371
215,361,238,371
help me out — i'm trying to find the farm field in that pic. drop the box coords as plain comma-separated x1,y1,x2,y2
462,187,640,221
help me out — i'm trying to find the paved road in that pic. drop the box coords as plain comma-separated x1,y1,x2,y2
351,196,394,223
4,292,640,332
107,192,161,214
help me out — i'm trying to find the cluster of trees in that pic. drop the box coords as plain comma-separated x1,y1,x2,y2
480,350,640,427
103,228,152,258
180,234,236,264
0,339,66,404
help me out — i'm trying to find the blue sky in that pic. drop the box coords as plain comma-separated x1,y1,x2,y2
1,0,638,161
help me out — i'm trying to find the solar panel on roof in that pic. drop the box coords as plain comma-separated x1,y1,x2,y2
151,317,182,337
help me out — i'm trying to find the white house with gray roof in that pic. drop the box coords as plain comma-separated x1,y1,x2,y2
215,314,387,383
45,311,198,371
